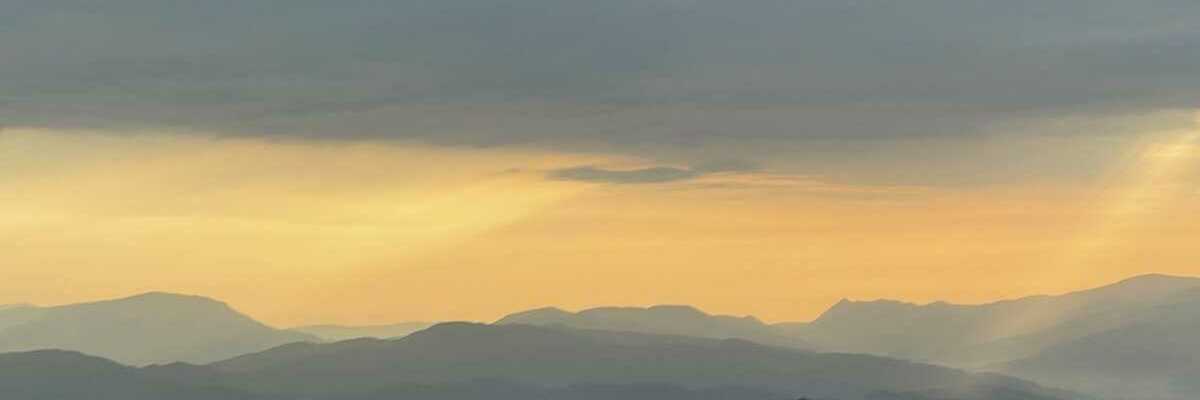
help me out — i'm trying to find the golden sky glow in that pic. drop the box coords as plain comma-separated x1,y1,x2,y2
2,121,1199,327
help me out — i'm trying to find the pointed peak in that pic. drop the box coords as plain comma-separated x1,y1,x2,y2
827,297,917,309
814,297,923,321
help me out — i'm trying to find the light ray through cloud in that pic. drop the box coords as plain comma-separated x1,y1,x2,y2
1040,110,1200,285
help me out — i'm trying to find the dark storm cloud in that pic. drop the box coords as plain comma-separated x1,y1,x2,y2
3,0,1199,163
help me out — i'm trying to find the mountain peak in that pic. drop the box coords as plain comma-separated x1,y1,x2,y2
494,307,574,325
645,304,707,315
1082,273,1200,300
1114,273,1199,286
75,292,239,316
123,291,224,304
820,298,918,314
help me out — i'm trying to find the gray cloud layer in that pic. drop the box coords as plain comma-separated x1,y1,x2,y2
3,0,1199,183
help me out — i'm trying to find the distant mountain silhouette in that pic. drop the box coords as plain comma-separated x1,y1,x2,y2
791,274,1200,366
496,304,812,349
209,322,1077,400
778,274,1200,399
2,275,1189,399
292,322,435,341
0,292,316,365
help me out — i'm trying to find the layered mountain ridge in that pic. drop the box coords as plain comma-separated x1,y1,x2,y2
2,273,1197,399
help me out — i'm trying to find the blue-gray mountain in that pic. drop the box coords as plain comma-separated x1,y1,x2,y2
497,304,811,349
0,292,316,365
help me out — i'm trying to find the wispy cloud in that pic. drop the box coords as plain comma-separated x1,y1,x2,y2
548,166,702,184
547,161,758,184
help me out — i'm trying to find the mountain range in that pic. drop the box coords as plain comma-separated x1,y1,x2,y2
2,273,1197,399
488,274,1200,399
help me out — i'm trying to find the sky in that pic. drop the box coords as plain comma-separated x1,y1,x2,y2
2,0,1199,326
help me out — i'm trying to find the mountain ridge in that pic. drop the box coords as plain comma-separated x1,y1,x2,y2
0,292,316,365
790,273,1200,399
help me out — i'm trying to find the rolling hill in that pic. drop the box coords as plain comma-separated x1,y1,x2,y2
0,350,269,400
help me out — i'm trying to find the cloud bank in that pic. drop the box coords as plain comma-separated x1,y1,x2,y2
3,0,1198,184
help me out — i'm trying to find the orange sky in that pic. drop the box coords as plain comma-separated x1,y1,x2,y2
2,122,1198,327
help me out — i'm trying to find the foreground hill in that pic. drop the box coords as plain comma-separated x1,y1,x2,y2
0,292,316,365
496,304,811,349
1,350,796,400
1,343,1075,400
209,322,1076,400
0,350,268,400
292,322,435,341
